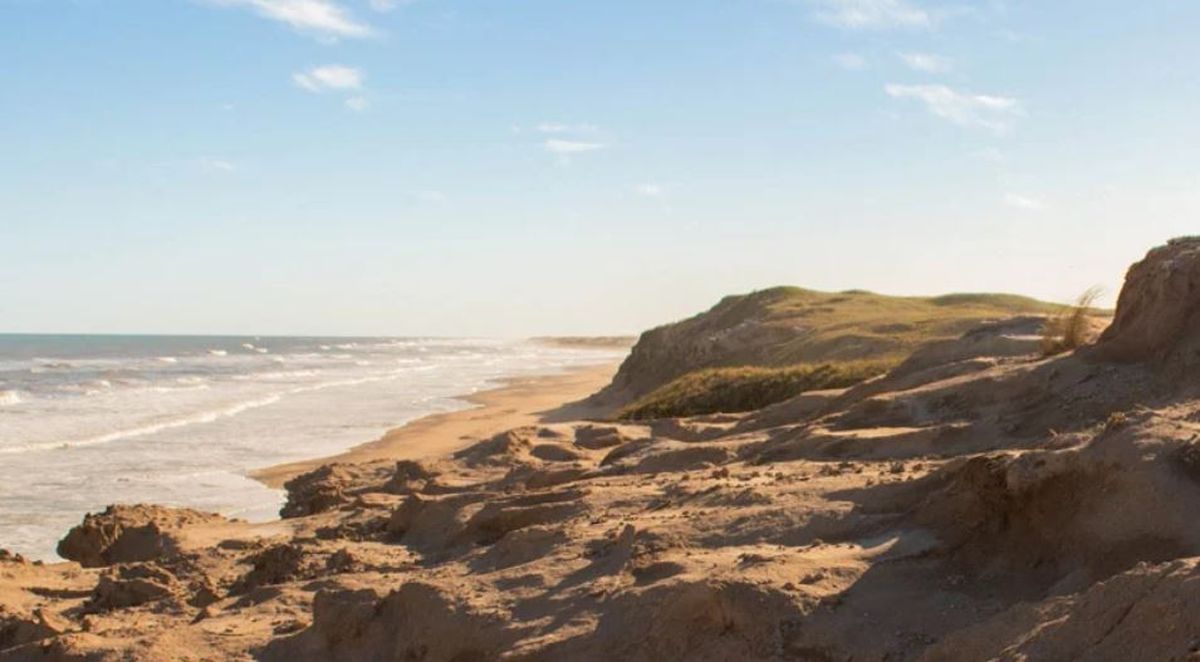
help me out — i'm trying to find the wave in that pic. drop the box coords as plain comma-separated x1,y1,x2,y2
208,350,228,357
0,390,23,406
156,357,178,364
234,369,321,381
1,368,418,455
0,393,286,455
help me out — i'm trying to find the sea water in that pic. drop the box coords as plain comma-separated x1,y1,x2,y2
0,335,623,560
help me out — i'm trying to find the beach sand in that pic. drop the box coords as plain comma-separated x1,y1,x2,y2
251,361,620,489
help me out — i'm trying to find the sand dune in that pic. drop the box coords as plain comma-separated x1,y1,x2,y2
6,239,1200,660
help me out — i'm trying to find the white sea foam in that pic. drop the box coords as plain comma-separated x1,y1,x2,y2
156,357,178,364
234,369,320,381
0,390,22,406
0,393,286,455
208,349,228,356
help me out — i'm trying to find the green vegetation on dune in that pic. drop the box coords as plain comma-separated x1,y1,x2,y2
616,361,889,421
598,287,1067,408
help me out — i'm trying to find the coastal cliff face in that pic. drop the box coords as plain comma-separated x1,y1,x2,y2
593,287,1061,406
9,240,1200,661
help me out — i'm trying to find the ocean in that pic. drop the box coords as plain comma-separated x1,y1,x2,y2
0,334,623,560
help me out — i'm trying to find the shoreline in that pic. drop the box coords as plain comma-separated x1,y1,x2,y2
251,360,620,489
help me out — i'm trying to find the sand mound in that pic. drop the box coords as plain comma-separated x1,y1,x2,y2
1097,237,1200,365
56,505,227,568
262,581,524,662
88,562,186,612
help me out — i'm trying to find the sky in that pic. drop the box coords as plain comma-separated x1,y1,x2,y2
2,0,1199,337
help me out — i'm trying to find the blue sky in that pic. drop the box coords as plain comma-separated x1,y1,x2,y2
3,0,1199,336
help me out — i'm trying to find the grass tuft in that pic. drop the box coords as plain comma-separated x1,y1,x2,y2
1041,286,1104,356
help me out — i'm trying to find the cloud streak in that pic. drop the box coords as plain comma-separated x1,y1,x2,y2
812,0,932,30
898,52,952,73
885,84,1022,132
293,65,364,92
544,139,605,155
212,0,372,39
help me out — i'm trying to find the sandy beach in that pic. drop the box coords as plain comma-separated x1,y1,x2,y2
252,361,621,489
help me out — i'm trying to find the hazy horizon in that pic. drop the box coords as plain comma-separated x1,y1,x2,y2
5,1,1198,336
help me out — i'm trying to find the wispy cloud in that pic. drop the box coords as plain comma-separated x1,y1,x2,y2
898,52,952,73
293,65,363,92
832,53,868,70
812,0,933,30
634,183,663,197
1004,193,1044,210
344,96,369,111
544,139,605,154
544,139,606,165
884,84,1022,133
210,0,372,39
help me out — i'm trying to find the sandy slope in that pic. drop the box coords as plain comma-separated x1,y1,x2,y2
7,239,1200,661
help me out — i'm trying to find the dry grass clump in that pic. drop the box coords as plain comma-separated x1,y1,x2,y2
1041,286,1104,356
617,361,889,421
